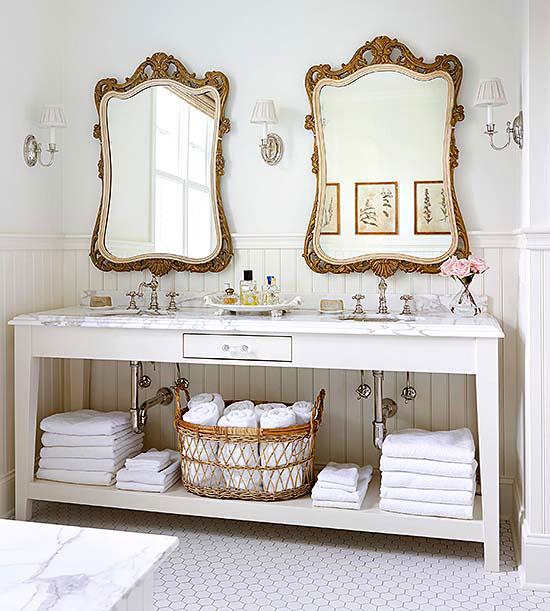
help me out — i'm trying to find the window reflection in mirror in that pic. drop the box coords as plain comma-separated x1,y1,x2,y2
105,84,216,259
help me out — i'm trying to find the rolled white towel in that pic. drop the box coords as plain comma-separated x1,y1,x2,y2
181,402,219,427
36,468,115,486
312,466,373,503
218,409,260,490
224,400,254,416
180,403,219,464
380,485,474,506
41,430,143,448
40,410,132,436
382,428,475,464
260,407,299,493
292,401,315,425
379,497,474,519
254,403,285,425
125,449,173,472
40,438,143,460
188,392,225,417
117,456,180,486
380,456,478,479
381,471,476,493
316,462,359,493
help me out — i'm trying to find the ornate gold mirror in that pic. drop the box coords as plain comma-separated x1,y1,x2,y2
304,36,469,277
90,53,232,276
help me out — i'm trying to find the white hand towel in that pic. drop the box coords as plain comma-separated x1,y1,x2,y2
292,401,315,425
40,438,143,460
189,393,225,417
382,428,475,464
379,497,474,519
181,402,219,427
312,466,373,503
260,407,299,493
39,451,139,473
36,468,115,486
316,462,359,492
254,403,285,425
380,456,478,479
223,400,254,415
380,485,474,506
125,449,172,472
312,499,366,510
40,410,132,436
116,471,180,493
41,430,143,448
117,459,180,486
218,409,260,490
381,471,476,493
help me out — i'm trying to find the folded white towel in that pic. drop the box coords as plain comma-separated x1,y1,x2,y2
223,400,254,416
41,430,143,448
117,458,180,486
39,450,140,473
382,428,475,464
292,401,315,425
316,462,359,493
36,468,115,486
188,393,225,417
312,499,366,510
380,485,474,506
40,410,132,436
181,402,219,427
260,407,299,493
116,472,180,493
125,449,172,472
40,438,143,460
381,471,476,493
312,466,373,503
380,456,478,479
254,403,285,425
218,409,260,490
379,497,474,519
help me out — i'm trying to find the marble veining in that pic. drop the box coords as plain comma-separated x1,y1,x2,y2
0,519,177,611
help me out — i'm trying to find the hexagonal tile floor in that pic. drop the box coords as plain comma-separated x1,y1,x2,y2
32,501,550,611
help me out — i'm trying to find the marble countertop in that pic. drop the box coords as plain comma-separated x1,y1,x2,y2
0,519,178,611
9,305,504,338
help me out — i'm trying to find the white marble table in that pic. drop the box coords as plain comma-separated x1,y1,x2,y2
0,519,177,611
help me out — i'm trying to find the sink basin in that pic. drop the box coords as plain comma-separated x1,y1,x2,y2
89,309,174,317
339,313,416,322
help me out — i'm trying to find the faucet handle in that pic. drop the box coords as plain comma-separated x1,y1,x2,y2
400,294,414,315
352,293,365,314
126,290,140,310
165,291,180,312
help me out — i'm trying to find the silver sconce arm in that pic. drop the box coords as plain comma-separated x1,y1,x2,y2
23,135,59,168
484,111,523,151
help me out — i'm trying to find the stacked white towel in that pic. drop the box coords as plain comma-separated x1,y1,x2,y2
312,463,373,509
116,449,180,492
379,428,478,519
36,410,143,486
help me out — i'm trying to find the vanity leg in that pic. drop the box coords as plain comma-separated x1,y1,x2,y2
14,327,39,521
475,338,500,571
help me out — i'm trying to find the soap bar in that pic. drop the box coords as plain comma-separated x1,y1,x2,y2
90,295,113,308
319,299,344,314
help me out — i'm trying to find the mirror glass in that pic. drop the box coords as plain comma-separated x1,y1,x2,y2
317,69,453,261
105,83,218,260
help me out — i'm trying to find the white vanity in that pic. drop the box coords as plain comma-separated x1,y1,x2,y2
10,306,503,571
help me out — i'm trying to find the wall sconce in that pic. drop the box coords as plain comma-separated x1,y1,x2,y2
250,99,283,165
23,105,67,167
474,78,523,151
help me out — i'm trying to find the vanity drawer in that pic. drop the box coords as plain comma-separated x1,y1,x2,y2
183,334,292,362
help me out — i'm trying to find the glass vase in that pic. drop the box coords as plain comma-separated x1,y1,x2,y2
449,274,481,317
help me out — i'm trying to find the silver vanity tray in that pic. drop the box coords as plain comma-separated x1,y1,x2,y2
203,294,301,317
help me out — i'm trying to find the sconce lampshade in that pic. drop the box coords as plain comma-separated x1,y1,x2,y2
474,78,508,107
39,105,67,128
250,99,278,125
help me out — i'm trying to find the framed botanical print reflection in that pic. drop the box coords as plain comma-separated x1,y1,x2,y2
355,181,398,235
320,182,340,235
414,181,451,235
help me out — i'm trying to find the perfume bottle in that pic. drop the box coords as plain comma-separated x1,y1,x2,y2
263,276,281,305
239,270,259,306
222,283,238,305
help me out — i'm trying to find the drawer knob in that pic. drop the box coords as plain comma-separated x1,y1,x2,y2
221,344,250,353
222,344,230,352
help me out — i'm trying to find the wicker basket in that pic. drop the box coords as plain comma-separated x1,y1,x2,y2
174,387,325,501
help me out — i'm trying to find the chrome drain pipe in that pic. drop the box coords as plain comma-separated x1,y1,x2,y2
130,361,173,432
372,370,385,450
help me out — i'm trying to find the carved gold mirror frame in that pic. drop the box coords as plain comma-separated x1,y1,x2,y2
303,36,469,278
90,52,232,277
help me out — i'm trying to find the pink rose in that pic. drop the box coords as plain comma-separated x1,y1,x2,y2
440,256,458,278
452,258,473,278
468,256,489,274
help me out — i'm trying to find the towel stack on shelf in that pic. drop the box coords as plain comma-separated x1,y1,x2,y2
116,449,180,492
37,410,143,486
379,428,478,519
312,463,373,509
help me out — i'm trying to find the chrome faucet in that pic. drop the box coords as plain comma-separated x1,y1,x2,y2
377,277,388,314
137,275,160,312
